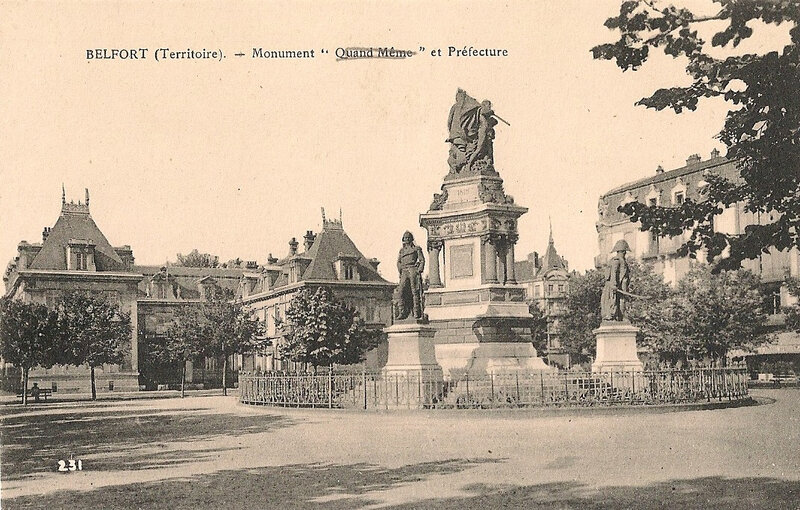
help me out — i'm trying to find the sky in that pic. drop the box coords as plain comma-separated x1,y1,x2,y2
0,1,790,278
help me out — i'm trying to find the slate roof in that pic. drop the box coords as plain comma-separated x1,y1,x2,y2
299,225,387,283
602,157,737,198
514,260,534,281
514,227,568,282
536,236,567,277
134,265,244,298
29,205,125,271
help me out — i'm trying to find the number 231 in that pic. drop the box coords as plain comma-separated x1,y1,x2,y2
58,459,83,472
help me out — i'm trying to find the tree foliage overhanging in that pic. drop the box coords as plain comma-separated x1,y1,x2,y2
593,1,800,271
281,287,381,369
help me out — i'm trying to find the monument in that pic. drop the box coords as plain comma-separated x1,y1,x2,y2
592,239,644,372
418,89,550,377
382,232,443,380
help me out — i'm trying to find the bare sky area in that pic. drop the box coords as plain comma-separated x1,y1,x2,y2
0,1,791,277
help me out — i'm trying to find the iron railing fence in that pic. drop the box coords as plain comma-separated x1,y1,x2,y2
239,368,749,410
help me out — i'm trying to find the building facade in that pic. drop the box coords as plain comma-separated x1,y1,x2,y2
596,151,800,366
135,264,245,389
240,212,395,371
4,196,397,392
516,226,571,368
3,189,142,393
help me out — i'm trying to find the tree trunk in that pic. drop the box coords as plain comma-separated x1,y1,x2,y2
22,367,29,406
222,356,228,396
181,362,186,398
90,366,97,400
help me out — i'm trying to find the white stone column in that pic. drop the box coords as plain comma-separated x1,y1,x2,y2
505,234,518,284
482,235,498,283
427,240,443,287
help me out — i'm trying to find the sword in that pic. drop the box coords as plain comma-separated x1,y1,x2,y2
613,288,650,299
492,113,511,126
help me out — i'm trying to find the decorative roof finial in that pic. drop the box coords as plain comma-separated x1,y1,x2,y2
321,207,327,224
85,188,90,207
548,216,554,245
62,183,66,206
339,207,343,225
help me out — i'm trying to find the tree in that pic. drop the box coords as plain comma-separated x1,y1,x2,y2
58,292,131,400
281,287,381,370
593,1,800,271
199,289,265,395
162,304,207,398
664,266,771,364
560,262,671,364
0,298,60,405
560,269,605,365
782,276,800,335
176,249,219,268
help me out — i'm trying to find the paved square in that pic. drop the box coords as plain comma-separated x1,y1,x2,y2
1,390,798,509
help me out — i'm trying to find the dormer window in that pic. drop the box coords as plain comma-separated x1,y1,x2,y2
671,178,688,207
67,239,95,271
335,253,360,281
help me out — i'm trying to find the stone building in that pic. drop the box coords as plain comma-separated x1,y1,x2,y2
4,193,395,391
240,211,395,371
135,264,245,389
596,151,800,367
3,189,142,393
515,225,571,368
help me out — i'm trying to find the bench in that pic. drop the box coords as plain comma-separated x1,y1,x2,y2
16,388,53,402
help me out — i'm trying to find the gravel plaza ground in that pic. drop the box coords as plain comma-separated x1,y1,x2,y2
1,389,798,509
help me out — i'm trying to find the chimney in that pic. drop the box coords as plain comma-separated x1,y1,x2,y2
655,165,664,174
42,227,51,242
528,251,539,270
686,154,702,166
711,148,720,159
303,230,316,251
289,238,299,255
368,258,380,271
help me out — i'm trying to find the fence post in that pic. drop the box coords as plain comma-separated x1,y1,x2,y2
328,370,333,409
418,372,422,409
515,371,520,406
490,371,495,404
363,370,368,410
540,371,545,405
465,372,470,408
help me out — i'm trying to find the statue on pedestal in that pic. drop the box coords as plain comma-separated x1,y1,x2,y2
395,231,426,321
600,240,631,321
446,89,506,176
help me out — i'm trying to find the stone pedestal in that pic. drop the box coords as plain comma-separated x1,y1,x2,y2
420,174,552,378
382,322,443,380
592,321,644,372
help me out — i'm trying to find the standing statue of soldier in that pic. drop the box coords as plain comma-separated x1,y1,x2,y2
600,239,631,321
395,231,426,321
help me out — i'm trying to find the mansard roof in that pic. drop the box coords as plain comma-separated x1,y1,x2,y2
29,200,125,271
300,225,386,282
134,265,244,298
602,155,737,198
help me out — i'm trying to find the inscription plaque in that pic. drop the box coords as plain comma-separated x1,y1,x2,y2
449,244,474,278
